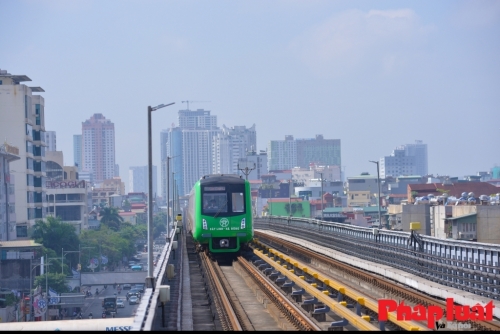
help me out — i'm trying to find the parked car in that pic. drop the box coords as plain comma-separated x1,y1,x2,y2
116,299,125,308
123,284,132,290
128,295,139,305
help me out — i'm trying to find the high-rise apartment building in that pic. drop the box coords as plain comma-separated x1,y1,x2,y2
160,129,169,204
129,166,157,195
44,131,57,152
379,140,428,178
296,135,341,168
73,134,82,171
81,114,116,184
268,134,341,172
178,109,217,129
0,69,47,237
163,109,221,196
213,124,257,175
268,135,297,170
0,143,21,241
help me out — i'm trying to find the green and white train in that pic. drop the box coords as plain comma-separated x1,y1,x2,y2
187,174,253,253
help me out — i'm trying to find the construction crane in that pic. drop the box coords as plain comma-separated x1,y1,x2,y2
181,100,210,111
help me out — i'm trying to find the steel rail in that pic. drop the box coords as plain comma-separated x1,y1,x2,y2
254,239,426,331
236,256,321,331
212,259,254,330
254,248,379,331
200,252,242,331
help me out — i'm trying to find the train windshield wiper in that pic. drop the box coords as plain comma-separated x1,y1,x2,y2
214,200,228,218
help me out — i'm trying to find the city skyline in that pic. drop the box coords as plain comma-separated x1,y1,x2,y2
2,1,499,193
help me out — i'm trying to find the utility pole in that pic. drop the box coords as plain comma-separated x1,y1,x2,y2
369,160,382,228
237,162,256,180
320,173,324,221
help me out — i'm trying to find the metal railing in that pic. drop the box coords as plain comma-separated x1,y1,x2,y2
132,223,178,330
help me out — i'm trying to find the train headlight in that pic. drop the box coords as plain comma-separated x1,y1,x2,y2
202,219,207,230
240,218,246,229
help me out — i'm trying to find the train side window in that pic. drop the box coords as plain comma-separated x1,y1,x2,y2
232,193,244,213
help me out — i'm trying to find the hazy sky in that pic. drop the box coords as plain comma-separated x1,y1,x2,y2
2,0,499,193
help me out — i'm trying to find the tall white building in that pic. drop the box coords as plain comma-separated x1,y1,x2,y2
81,114,116,184
160,129,170,204
268,135,297,170
179,128,220,195
178,109,217,129
73,134,82,171
0,143,21,240
212,124,257,175
44,131,57,151
164,109,221,196
379,140,428,178
0,69,47,237
129,166,157,195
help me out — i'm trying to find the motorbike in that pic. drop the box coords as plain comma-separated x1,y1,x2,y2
102,312,106,318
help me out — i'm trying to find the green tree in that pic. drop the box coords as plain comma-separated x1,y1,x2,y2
80,224,140,271
297,203,303,212
122,199,131,212
31,217,80,272
34,272,71,294
153,212,167,239
99,207,124,231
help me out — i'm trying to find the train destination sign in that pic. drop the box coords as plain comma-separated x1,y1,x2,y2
204,186,225,191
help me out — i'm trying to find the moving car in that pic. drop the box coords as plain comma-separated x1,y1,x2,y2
116,299,125,308
126,289,141,300
134,284,145,293
123,284,132,290
128,295,139,305
131,265,142,271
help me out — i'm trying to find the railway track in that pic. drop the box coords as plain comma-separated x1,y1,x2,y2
200,251,320,330
256,230,500,331
186,231,318,330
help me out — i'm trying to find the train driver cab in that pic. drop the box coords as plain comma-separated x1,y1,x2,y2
201,185,246,216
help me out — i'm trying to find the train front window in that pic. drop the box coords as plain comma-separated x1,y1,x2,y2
203,193,228,214
232,193,244,212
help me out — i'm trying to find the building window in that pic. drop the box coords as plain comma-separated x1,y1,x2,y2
16,226,28,238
